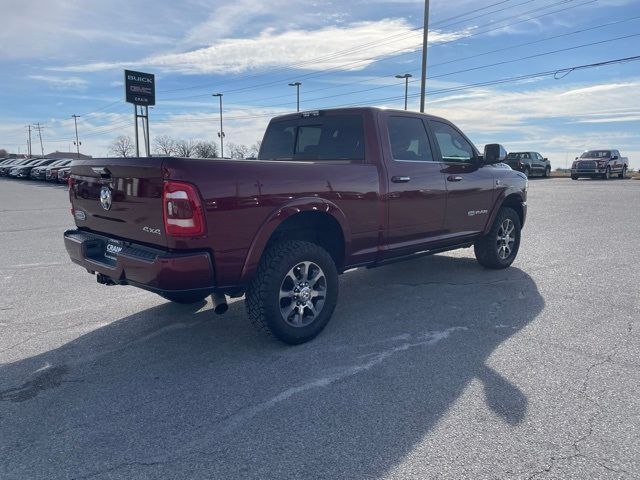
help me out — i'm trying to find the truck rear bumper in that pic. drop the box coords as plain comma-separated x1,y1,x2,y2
64,229,215,295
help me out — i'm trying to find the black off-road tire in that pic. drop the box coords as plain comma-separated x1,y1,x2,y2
603,167,611,180
619,167,626,179
245,240,338,345
160,292,210,304
523,166,530,178
474,207,521,269
544,166,551,178
571,175,578,180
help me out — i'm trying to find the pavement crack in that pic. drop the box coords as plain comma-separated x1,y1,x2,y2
527,341,626,479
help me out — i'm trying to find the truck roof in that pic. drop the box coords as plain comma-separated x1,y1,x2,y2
269,107,451,124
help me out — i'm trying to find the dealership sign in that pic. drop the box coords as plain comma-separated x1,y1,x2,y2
124,69,155,106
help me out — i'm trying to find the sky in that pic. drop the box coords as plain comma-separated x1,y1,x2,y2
0,0,639,168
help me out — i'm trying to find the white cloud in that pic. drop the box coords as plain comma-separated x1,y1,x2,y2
28,75,88,90
573,116,640,124
54,19,467,74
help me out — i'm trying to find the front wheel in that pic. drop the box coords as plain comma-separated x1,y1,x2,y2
619,167,626,179
523,166,530,178
544,166,551,178
474,207,521,269
571,175,578,180
245,240,338,345
603,167,611,180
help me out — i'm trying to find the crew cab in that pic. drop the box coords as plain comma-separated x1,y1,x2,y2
505,151,551,178
64,108,528,344
571,149,629,180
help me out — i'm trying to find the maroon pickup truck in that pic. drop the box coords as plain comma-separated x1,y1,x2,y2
64,107,527,344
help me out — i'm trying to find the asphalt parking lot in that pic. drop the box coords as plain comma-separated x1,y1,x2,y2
0,177,638,479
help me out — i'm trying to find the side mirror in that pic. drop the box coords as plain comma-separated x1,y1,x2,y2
543,158,548,161
483,144,507,164
575,157,579,160
611,155,618,160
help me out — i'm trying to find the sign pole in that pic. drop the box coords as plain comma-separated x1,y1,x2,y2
145,105,150,157
133,104,140,157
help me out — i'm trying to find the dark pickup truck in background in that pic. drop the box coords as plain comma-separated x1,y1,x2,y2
571,149,629,180
505,151,551,178
64,107,527,344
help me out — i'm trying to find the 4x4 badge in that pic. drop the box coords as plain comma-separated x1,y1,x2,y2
100,186,112,211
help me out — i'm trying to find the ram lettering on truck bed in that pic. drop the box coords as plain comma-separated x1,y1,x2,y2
64,107,528,344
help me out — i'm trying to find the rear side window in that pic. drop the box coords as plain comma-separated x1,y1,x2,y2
259,115,364,161
388,116,434,161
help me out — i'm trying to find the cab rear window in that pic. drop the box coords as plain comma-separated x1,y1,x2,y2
259,115,364,161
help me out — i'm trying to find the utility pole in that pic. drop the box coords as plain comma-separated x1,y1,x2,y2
420,0,430,113
288,82,302,112
71,114,81,159
26,125,32,157
212,93,224,158
395,74,412,110
34,123,45,158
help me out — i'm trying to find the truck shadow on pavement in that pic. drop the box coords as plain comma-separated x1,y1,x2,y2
0,255,544,479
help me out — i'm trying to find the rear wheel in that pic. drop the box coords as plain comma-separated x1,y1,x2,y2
160,292,209,304
619,167,626,179
245,240,338,345
474,207,521,269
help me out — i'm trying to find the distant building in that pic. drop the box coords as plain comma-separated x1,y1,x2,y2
45,151,92,159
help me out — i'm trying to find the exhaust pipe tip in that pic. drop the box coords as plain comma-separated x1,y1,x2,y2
211,292,228,315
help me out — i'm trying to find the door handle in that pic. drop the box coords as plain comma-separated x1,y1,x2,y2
447,175,463,182
391,176,411,183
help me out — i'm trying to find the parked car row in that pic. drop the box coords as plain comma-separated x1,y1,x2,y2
0,157,73,183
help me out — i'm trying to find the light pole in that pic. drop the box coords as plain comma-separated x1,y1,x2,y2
420,0,431,113
395,74,412,110
212,93,225,158
71,114,81,159
288,82,302,112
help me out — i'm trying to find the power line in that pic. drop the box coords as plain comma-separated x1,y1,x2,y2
156,0,526,96
152,33,638,115
59,55,640,133
152,12,638,111
159,0,594,102
45,52,640,142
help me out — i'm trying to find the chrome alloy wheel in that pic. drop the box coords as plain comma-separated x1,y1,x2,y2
496,218,515,260
279,261,327,327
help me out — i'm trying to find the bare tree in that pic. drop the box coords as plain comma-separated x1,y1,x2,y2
228,142,250,159
248,139,262,158
108,135,135,157
174,139,197,157
193,141,219,158
153,135,176,156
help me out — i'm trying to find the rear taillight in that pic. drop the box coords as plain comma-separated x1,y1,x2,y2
163,181,206,237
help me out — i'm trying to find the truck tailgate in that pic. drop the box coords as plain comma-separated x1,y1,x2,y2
70,158,167,248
